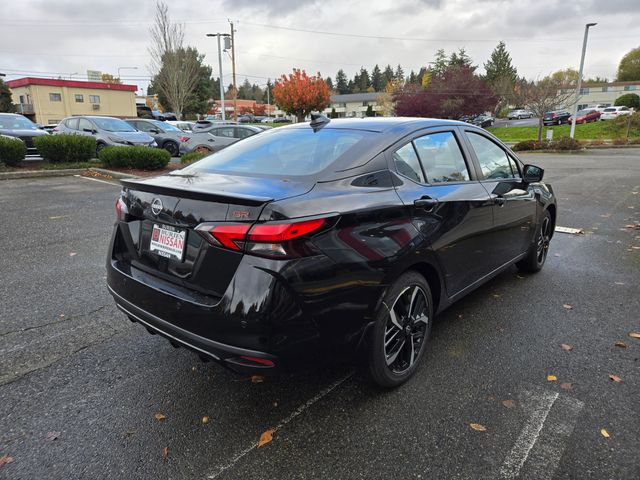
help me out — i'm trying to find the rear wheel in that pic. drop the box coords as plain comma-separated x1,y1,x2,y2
517,210,552,273
96,142,107,156
368,271,433,388
163,141,179,157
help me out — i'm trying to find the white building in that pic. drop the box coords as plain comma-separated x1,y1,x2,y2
323,93,384,118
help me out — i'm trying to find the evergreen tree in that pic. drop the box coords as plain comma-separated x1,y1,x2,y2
449,48,473,68
357,67,370,92
371,65,383,91
262,79,273,104
395,64,405,82
335,69,349,94
0,79,14,113
325,76,334,91
483,41,518,86
383,64,395,86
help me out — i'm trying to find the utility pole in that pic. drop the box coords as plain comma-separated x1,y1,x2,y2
570,22,597,139
206,33,230,121
230,21,237,121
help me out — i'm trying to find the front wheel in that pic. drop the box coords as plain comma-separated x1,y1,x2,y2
368,271,433,388
517,210,552,273
163,141,179,157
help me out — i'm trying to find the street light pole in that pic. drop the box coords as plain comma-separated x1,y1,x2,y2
570,22,597,139
206,33,230,121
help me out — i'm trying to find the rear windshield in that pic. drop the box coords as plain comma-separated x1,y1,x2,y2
0,115,39,130
603,108,616,112
183,128,373,176
92,117,137,132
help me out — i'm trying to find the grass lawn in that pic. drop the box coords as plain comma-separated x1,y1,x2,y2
488,120,640,142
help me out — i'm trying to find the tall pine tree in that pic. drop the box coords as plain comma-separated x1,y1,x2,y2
484,41,518,86
335,69,349,94
371,65,383,91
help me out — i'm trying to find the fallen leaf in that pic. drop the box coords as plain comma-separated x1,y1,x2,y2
45,431,61,442
600,428,610,438
202,416,209,424
547,375,557,382
162,447,169,457
258,428,276,447
553,253,561,257
0,455,13,467
69,252,77,257
251,375,264,384
629,332,640,340
273,401,278,408
614,341,627,348
562,304,573,310
492,294,501,299
632,246,640,250
154,413,166,421
561,343,573,352
469,423,487,432
560,382,573,390
502,399,517,409
624,224,640,230
609,374,623,383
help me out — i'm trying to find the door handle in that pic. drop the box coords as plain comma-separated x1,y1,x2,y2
414,196,439,209
491,194,506,206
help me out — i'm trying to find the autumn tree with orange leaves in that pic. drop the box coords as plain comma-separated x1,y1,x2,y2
272,69,331,122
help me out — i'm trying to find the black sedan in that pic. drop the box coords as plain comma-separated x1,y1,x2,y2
543,111,571,125
0,113,49,154
107,116,556,387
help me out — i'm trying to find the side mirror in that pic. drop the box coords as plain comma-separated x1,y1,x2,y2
522,164,544,183
83,128,97,134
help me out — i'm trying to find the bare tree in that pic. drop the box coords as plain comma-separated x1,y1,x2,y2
148,1,199,119
517,77,575,141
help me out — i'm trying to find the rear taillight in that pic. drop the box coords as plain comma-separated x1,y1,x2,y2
179,136,190,142
115,196,128,221
196,217,329,258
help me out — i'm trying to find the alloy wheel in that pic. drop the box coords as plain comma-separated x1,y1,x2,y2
536,216,551,264
383,285,429,374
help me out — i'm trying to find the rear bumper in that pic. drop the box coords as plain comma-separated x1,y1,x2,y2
108,284,277,374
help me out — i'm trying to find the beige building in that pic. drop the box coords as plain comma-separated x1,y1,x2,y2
563,81,640,110
7,77,138,125
323,93,384,118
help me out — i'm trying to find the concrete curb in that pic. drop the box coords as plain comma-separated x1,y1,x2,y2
0,167,141,181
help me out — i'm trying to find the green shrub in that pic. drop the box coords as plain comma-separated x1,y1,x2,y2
551,137,582,150
512,140,548,151
0,136,27,166
614,93,640,110
99,146,170,170
34,134,96,163
180,151,209,164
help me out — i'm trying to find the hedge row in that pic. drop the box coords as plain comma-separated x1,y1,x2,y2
34,134,96,163
99,146,170,170
0,136,27,166
513,137,582,151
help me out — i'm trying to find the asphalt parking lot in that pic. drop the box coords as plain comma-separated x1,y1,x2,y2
1,148,639,480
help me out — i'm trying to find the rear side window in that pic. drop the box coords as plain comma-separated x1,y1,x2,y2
185,128,372,177
235,127,255,139
393,143,425,183
466,132,518,180
413,132,470,183
215,127,235,138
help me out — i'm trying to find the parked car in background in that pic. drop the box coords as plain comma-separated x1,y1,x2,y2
471,115,494,128
543,111,571,125
237,114,255,123
125,119,190,157
192,120,236,131
39,124,57,134
508,109,533,120
592,104,612,113
600,106,633,120
261,117,274,123
0,113,49,155
271,117,292,123
166,121,196,133
107,116,555,387
56,116,156,155
179,124,264,154
569,109,601,124
162,112,178,121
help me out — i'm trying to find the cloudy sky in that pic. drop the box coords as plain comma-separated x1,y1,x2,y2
1,0,638,94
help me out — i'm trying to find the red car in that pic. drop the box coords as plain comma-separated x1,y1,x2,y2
570,109,601,124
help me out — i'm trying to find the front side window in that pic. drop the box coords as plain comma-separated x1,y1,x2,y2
65,118,79,130
49,93,62,102
75,94,84,103
466,132,517,180
78,118,94,131
393,143,425,183
92,117,136,132
413,132,470,183
89,95,100,104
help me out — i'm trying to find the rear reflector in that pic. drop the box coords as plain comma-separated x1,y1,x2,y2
239,356,275,367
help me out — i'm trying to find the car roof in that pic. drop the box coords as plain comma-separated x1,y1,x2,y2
279,117,470,134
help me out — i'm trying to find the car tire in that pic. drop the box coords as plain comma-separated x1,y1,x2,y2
163,141,179,157
516,210,552,273
96,142,107,156
368,271,433,388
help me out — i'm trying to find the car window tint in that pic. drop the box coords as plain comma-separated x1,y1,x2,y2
393,143,425,183
215,127,236,138
235,127,253,139
78,118,93,131
466,132,516,180
136,121,155,133
413,132,470,183
65,118,79,130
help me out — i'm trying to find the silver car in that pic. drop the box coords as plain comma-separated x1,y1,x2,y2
56,116,156,155
180,124,263,154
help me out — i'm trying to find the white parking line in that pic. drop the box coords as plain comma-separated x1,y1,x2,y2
73,174,119,186
206,370,354,479
499,390,559,479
